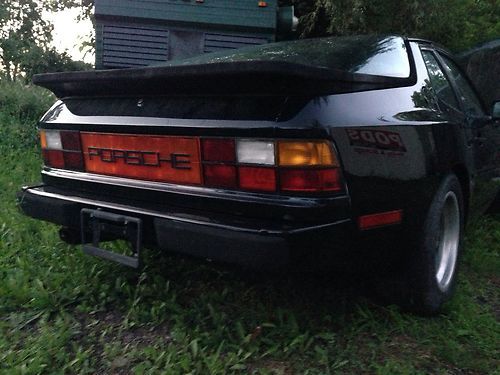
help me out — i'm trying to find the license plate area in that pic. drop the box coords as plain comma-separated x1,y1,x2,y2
81,208,142,268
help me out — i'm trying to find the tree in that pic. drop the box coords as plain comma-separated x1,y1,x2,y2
0,0,93,82
21,47,92,82
279,0,499,52
47,0,95,56
0,0,53,81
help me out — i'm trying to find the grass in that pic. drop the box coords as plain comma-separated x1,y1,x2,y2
0,82,498,374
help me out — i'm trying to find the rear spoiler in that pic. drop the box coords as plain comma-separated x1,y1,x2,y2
33,60,415,98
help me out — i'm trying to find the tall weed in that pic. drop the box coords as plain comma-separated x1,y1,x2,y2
0,80,55,150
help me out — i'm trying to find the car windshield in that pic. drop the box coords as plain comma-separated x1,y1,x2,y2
162,35,411,79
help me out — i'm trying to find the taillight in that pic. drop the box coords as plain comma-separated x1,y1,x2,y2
203,164,237,188
201,138,344,194
40,130,84,171
279,168,342,192
201,138,235,162
45,130,344,196
239,166,276,192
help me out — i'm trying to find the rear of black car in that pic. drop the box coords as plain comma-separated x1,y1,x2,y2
18,35,414,269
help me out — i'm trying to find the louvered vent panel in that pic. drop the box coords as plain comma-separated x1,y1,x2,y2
204,33,268,53
102,24,169,68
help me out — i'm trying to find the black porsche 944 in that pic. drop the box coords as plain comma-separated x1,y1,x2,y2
18,35,500,314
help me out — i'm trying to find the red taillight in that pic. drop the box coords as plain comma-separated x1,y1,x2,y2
203,165,237,188
63,152,84,170
239,167,276,192
280,168,342,192
40,130,84,171
61,131,82,151
201,139,235,162
42,150,65,169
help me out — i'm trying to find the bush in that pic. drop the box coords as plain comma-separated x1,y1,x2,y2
0,80,55,150
0,80,55,123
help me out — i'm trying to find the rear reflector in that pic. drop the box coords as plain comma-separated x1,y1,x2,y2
280,168,342,192
358,210,403,230
239,167,276,192
203,165,237,188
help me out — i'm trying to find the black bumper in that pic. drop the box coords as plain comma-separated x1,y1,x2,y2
17,185,353,269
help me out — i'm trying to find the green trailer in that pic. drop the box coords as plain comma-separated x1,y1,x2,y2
95,0,297,69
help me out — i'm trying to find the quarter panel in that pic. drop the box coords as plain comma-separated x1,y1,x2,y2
276,42,467,230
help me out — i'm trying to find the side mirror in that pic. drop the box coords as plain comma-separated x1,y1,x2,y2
492,101,500,120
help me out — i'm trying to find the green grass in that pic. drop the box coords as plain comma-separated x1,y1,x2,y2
0,84,499,374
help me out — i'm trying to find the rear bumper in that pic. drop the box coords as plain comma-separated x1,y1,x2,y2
18,185,354,269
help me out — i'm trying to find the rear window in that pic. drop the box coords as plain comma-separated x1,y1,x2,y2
163,35,411,79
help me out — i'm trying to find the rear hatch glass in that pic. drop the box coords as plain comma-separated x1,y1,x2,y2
168,35,411,79
34,35,414,99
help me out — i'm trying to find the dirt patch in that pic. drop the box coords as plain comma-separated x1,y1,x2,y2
248,359,293,375
73,309,172,373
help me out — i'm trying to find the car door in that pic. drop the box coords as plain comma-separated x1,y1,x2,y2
420,48,472,167
420,48,500,216
437,52,500,176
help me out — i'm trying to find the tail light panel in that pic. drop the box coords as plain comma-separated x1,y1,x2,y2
40,130,84,171
200,138,344,194
40,130,344,195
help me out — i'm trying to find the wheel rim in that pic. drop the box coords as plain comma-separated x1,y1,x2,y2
435,191,460,292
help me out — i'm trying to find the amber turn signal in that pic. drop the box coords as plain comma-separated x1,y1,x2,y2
40,130,47,149
278,140,338,166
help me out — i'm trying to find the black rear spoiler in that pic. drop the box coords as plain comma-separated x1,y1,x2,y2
33,60,414,98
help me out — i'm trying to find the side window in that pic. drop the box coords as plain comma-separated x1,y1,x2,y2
421,50,460,113
438,54,485,116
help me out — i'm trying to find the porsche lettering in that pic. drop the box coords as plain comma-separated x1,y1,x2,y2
87,147,192,170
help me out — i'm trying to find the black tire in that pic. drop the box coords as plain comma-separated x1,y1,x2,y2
406,174,464,315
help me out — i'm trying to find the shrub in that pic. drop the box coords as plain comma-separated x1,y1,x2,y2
0,80,55,150
0,80,54,123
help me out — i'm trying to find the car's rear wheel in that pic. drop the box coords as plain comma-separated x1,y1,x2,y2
406,174,464,315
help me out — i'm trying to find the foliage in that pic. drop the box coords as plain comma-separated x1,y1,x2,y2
0,80,53,123
47,0,94,20
280,0,500,52
47,0,96,57
21,47,92,80
0,0,92,82
0,0,53,81
0,80,54,149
